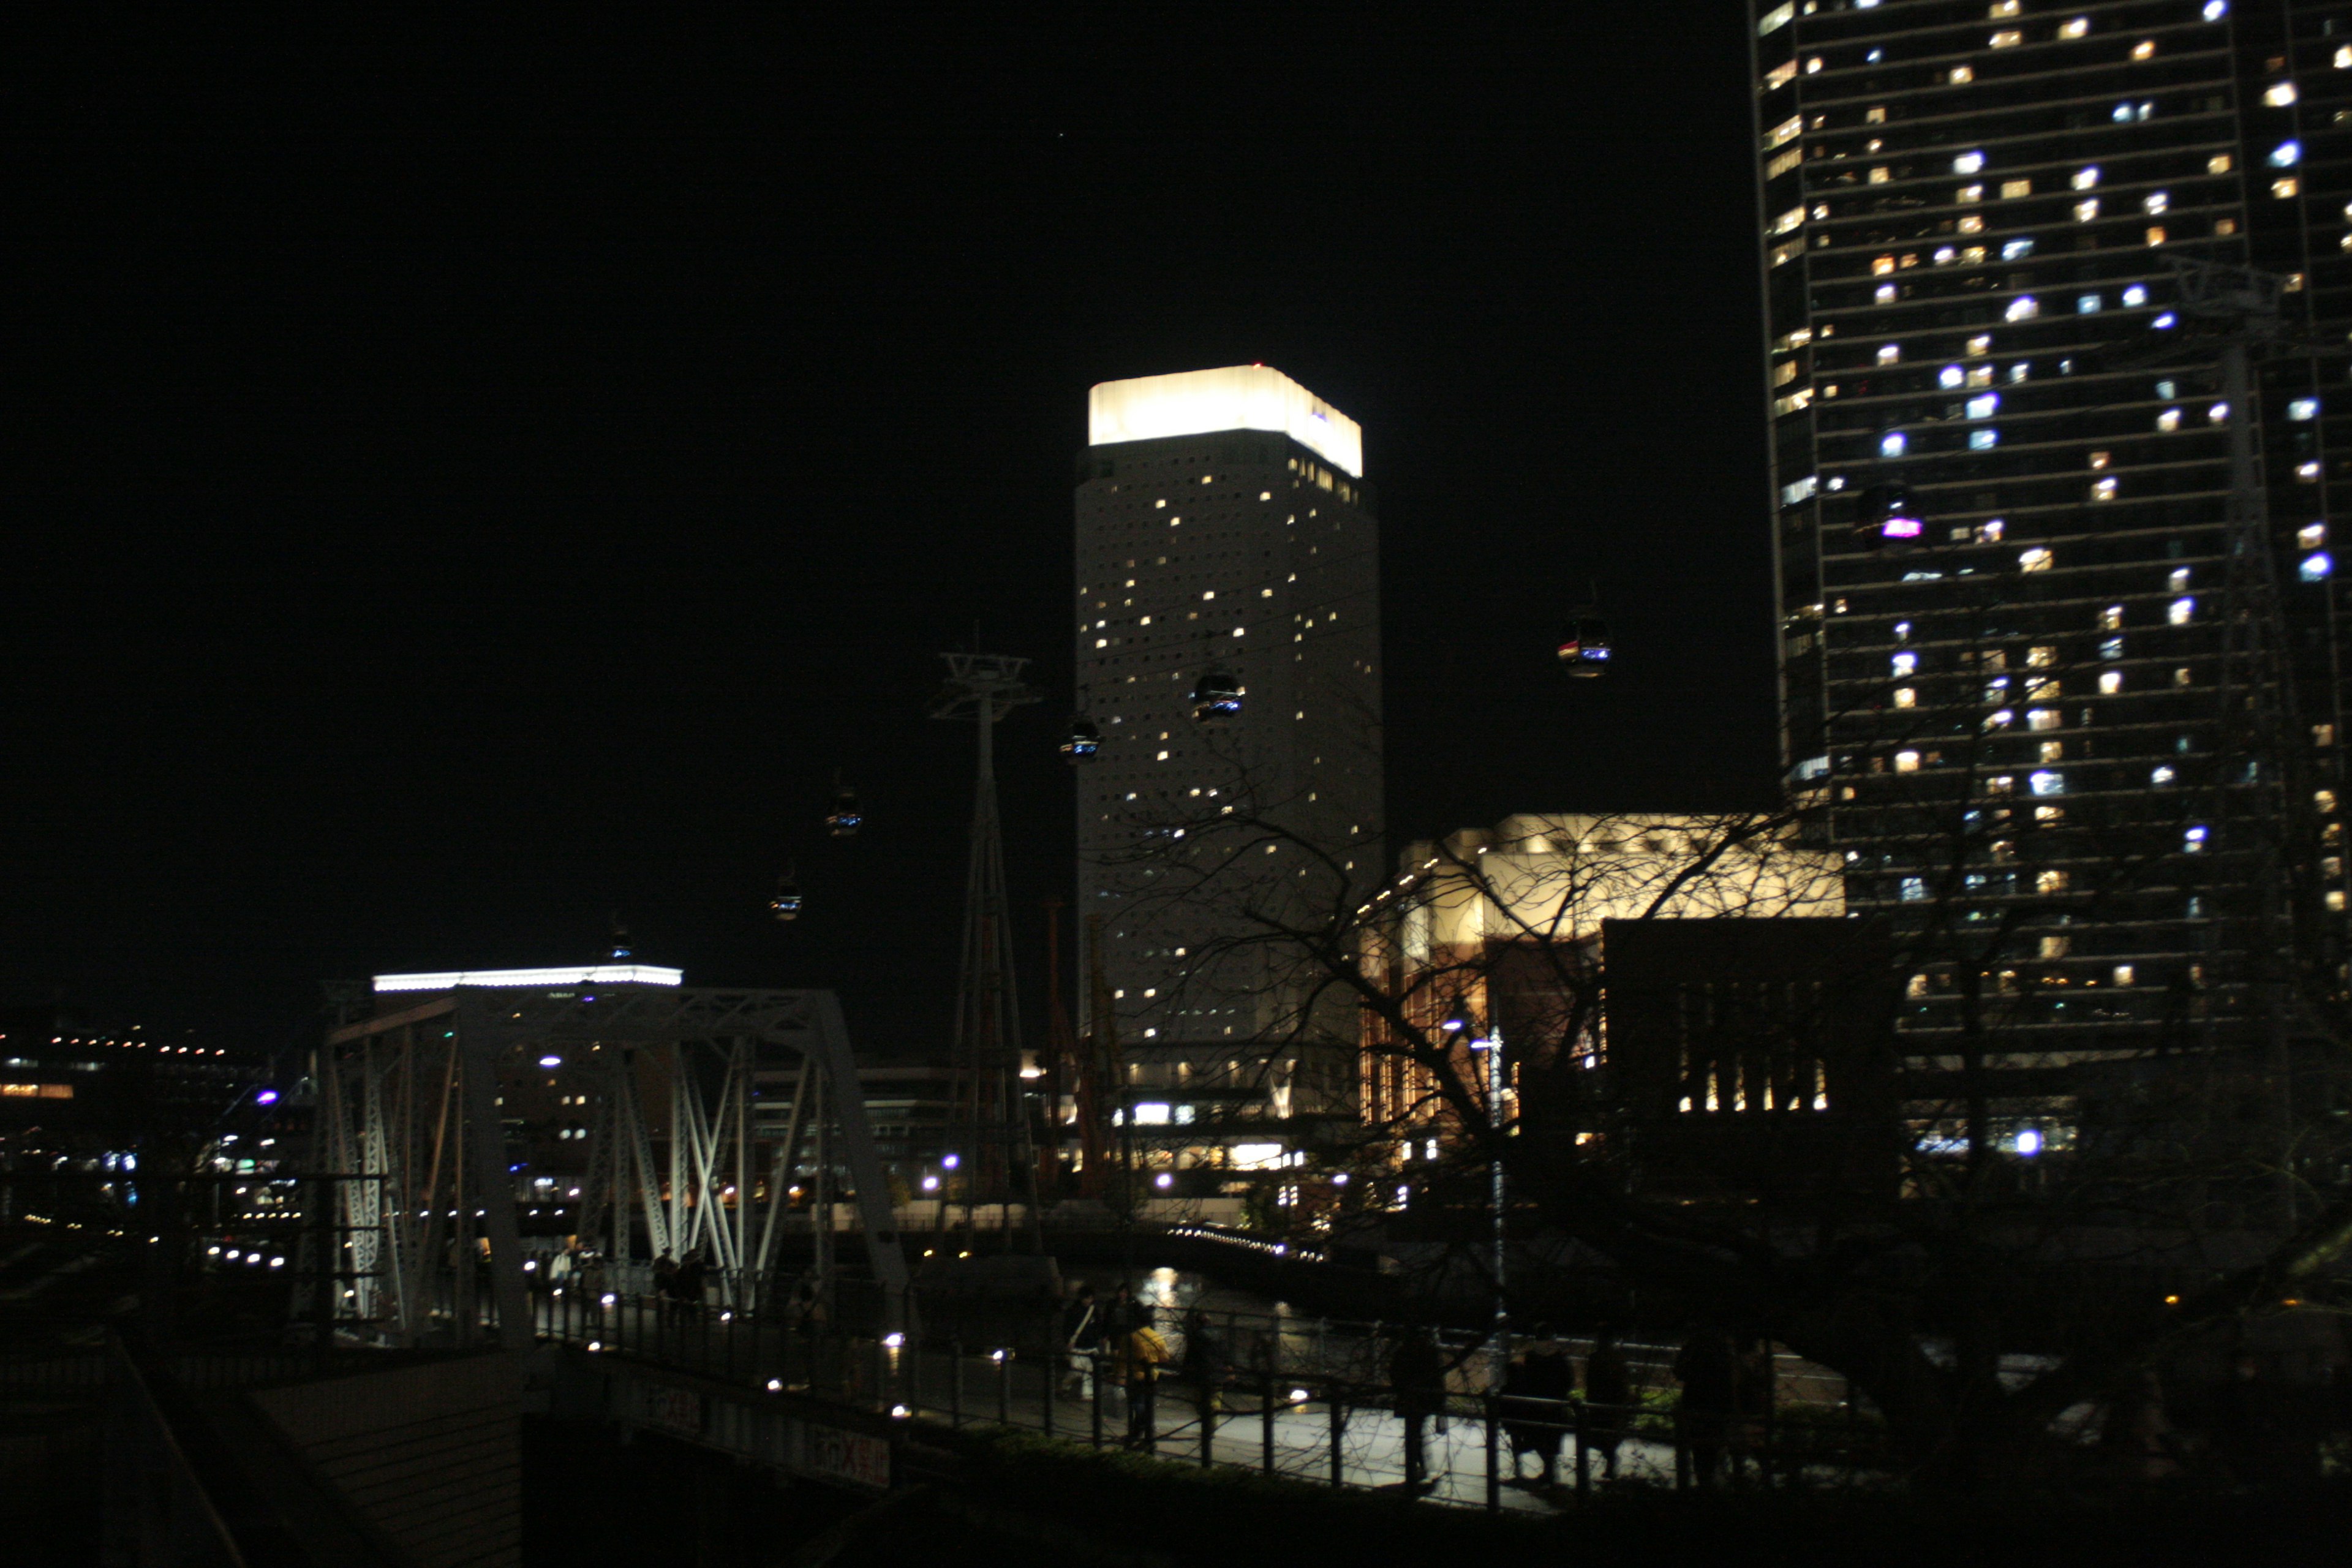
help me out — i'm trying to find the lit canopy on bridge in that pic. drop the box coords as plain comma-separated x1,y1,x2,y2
371,963,684,993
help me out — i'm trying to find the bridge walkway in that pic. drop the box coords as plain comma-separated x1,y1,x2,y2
532,1287,1880,1509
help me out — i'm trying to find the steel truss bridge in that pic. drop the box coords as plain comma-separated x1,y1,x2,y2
312,981,909,1345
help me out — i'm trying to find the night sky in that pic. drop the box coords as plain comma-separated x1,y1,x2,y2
11,13,1774,1055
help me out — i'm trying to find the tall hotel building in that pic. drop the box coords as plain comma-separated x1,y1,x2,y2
1073,367,1382,1146
1747,1,2350,1161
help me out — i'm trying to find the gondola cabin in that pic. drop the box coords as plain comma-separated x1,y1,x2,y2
1855,483,1924,549
1190,666,1244,723
1557,617,1611,677
825,789,862,838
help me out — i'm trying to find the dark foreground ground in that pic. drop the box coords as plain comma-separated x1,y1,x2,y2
6,1377,2345,1567
519,1417,2352,1568
1,1219,2339,1567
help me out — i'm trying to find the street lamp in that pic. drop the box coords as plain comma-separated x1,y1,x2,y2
1469,1023,1507,1371
1439,994,1509,1382
1441,1001,1513,1512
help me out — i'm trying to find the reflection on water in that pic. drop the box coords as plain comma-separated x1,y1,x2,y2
1059,1259,1384,1383
1069,1261,1291,1322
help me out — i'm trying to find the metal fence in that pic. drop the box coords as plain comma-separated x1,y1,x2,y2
0,1349,352,1398
97,1337,257,1567
532,1275,1891,1509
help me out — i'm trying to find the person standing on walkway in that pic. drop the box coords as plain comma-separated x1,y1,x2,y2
1061,1284,1102,1399
673,1248,707,1314
1125,1318,1171,1448
1674,1327,1738,1488
1390,1328,1447,1491
1580,1327,1634,1482
793,1274,828,1333
1180,1306,1227,1419
1729,1335,1773,1483
651,1253,678,1326
2112,1365,2185,1482
1502,1325,1574,1488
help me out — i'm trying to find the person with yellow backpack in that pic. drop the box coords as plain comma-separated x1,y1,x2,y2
1121,1317,1172,1449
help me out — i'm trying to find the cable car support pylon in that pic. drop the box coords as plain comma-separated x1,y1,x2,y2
928,652,1044,1247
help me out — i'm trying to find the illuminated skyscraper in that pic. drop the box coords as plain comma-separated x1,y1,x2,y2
1747,1,2350,1168
1072,366,1381,1156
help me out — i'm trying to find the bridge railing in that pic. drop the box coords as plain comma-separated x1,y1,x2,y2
532,1276,1893,1508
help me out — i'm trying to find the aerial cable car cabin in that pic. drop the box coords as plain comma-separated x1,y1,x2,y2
825,786,862,838
1190,665,1243,723
1556,616,1610,677
1855,482,1923,549
769,872,803,922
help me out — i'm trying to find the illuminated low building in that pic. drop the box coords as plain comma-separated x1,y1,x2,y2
1359,813,1851,1186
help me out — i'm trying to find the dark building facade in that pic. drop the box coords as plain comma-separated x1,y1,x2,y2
1747,1,2352,1170
1605,918,1900,1202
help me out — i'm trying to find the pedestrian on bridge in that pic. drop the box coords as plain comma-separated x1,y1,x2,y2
1180,1306,1227,1417
1389,1328,1447,1492
1061,1283,1102,1400
1674,1327,1738,1488
547,1242,577,1295
652,1254,679,1325
1123,1319,1171,1449
1503,1325,1574,1489
1580,1327,1634,1482
673,1249,708,1314
1728,1335,1773,1484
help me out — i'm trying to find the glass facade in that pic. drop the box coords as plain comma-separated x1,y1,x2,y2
1749,0,2350,1154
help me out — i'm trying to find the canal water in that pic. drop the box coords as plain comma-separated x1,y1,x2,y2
1055,1259,1838,1410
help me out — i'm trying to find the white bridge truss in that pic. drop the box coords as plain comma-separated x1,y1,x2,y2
312,982,908,1345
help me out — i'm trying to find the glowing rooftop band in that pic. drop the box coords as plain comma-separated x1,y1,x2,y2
372,964,684,993
1088,365,1363,478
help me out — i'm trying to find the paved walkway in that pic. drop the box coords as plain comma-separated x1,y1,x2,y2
971,1378,1684,1512
543,1294,1694,1511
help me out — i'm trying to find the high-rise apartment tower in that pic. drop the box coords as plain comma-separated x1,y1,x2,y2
1073,367,1382,1150
1747,1,2351,1165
